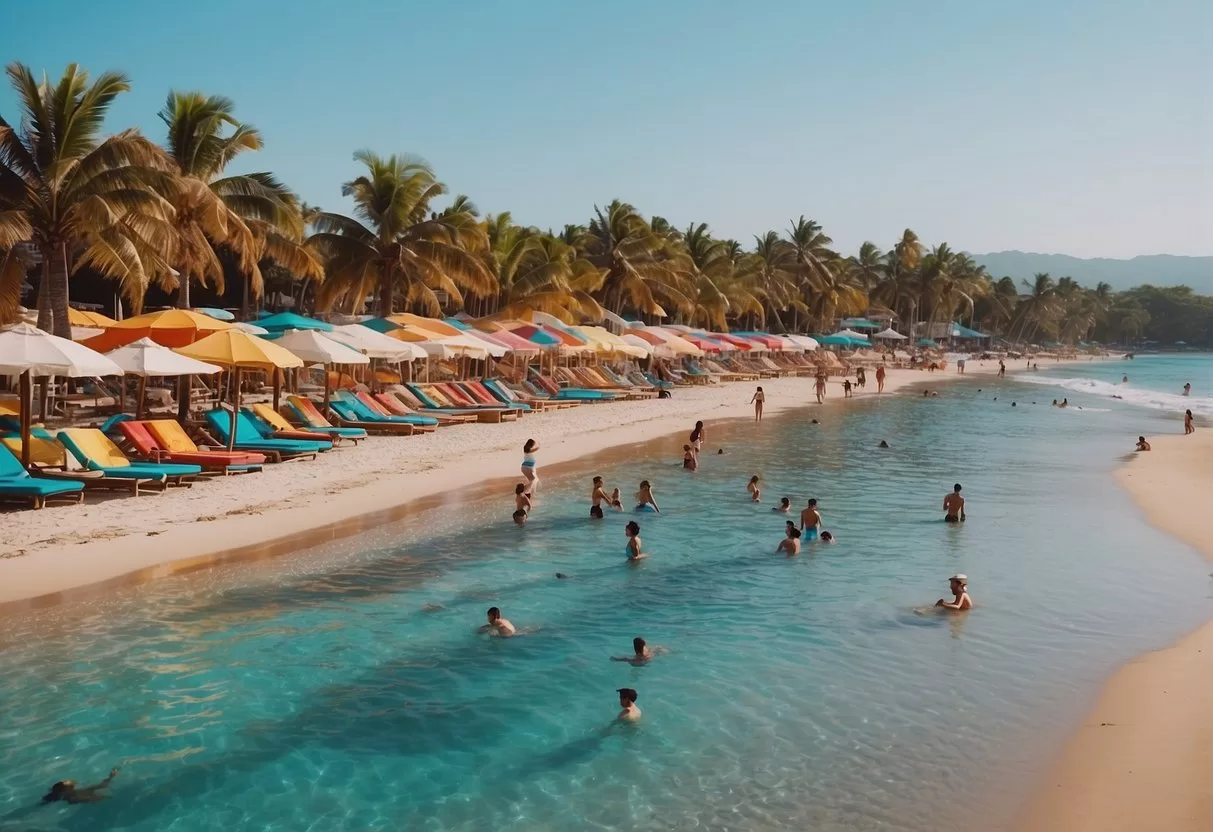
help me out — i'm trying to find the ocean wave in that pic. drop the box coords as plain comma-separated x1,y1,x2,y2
1014,375,1213,416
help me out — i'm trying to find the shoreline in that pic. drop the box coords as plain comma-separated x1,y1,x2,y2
0,366,957,610
1018,430,1213,832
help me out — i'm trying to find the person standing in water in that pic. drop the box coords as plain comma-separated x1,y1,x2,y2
1185,409,1195,435
747,475,762,502
875,364,886,393
514,483,532,521
943,483,966,523
616,688,641,721
777,525,802,556
590,476,614,519
625,521,647,561
750,386,765,421
773,497,791,513
1182,382,1191,397
520,439,539,495
683,444,698,471
42,769,119,804
935,575,973,611
635,481,660,512
799,499,822,540
843,378,853,398
690,421,705,452
480,607,517,636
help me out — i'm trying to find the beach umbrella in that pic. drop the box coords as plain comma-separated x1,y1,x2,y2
68,308,118,328
840,318,881,331
367,313,464,337
105,337,223,418
917,338,940,348
82,308,233,351
873,328,907,340
627,327,705,357
273,329,371,409
192,307,236,322
834,328,871,342
576,325,650,358
0,323,123,466
232,321,270,335
176,330,304,449
468,328,539,356
326,324,428,361
256,312,333,334
784,334,820,351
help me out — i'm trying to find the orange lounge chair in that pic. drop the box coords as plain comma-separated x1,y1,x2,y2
119,420,264,474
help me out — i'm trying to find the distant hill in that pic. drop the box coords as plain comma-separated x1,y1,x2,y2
969,252,1213,293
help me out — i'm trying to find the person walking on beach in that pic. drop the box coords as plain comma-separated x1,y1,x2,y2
943,484,966,523
957,357,966,374
997,360,1005,378
875,364,886,393
856,367,866,389
42,769,119,804
690,420,705,452
616,688,641,721
1184,409,1195,435
1183,382,1191,397
800,499,822,540
590,476,614,519
843,379,853,398
778,525,802,556
750,387,765,421
635,481,660,512
521,439,539,495
935,575,973,611
625,521,647,561
480,607,516,637
814,372,827,404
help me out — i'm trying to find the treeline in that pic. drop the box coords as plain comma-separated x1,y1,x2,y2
1,64,1208,347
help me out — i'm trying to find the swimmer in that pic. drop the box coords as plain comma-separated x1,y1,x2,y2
923,389,930,397
683,444,698,471
590,476,612,519
635,480,660,513
609,487,623,510
773,497,791,513
819,530,835,543
521,438,539,495
747,475,761,502
799,498,822,539
717,448,724,455
616,687,641,721
875,364,886,393
1136,436,1151,451
1185,409,1195,435
690,420,705,451
751,386,765,421
1183,382,1191,397
1058,398,1068,408
879,440,889,448
41,769,119,804
777,525,802,556
1051,399,1058,407
935,574,973,611
555,572,570,579
1122,375,1128,384
480,606,517,636
1011,401,1016,407
625,521,647,561
811,418,819,424
611,637,665,665
515,483,532,516
943,483,966,523
512,509,527,526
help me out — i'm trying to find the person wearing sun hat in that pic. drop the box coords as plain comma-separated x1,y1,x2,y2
935,574,972,611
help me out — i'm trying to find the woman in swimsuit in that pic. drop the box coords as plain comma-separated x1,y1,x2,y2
690,420,705,452
750,386,765,421
1185,409,1195,435
635,480,660,513
521,439,539,494
625,521,647,561
777,525,801,556
747,475,761,502
683,444,698,471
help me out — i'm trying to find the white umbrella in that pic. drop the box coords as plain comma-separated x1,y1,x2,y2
327,324,428,361
0,323,123,467
772,335,805,352
105,337,223,418
232,321,269,335
836,328,871,341
272,329,371,367
873,328,907,340
438,334,498,358
784,335,820,351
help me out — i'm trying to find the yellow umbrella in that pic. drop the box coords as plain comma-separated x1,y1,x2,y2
68,308,119,328
83,308,232,351
381,313,463,337
176,330,303,449
576,326,649,359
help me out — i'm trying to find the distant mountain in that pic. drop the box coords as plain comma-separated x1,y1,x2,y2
969,252,1213,293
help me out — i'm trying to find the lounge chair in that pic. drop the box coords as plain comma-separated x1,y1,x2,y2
323,395,417,436
403,384,511,423
284,395,409,437
118,421,264,475
528,371,620,401
58,428,202,488
249,403,365,445
0,445,85,509
366,393,440,430
203,410,331,460
384,388,479,424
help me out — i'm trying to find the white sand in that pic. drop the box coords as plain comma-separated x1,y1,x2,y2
1019,430,1213,832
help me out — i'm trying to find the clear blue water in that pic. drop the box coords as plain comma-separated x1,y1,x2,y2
1,360,1210,832
1020,352,1213,418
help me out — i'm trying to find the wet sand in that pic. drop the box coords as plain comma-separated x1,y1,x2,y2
1019,430,1213,832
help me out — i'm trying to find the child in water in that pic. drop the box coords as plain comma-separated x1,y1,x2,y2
773,497,791,513
625,521,647,561
514,483,531,521
819,531,835,543
747,475,761,502
683,444,698,471
777,525,802,556
609,487,623,510
935,574,972,611
512,509,527,526
635,480,660,513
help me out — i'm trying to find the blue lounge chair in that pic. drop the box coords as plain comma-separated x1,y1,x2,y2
204,410,331,460
0,445,85,509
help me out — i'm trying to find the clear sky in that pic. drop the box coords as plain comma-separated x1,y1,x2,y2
3,0,1210,258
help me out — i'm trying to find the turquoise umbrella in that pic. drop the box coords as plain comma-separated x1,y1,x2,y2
257,312,333,333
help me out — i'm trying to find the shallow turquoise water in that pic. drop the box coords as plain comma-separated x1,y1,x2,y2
1,364,1210,831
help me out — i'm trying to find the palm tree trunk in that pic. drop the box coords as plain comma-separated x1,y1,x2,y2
177,273,191,309
36,252,52,332
380,281,393,317
48,243,71,339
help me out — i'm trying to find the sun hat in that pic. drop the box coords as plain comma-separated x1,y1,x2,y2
950,574,968,582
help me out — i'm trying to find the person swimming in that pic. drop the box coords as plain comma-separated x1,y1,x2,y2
1122,375,1129,383
1136,436,1151,451
1051,399,1058,407
777,525,802,556
799,499,821,540
512,509,527,526
773,497,791,513
747,475,761,502
590,476,612,519
690,420,705,451
1058,398,1068,408
611,637,664,665
819,530,835,543
521,438,540,495
480,606,517,637
41,769,119,804
683,444,698,471
616,687,641,721
878,440,889,448
625,521,647,561
635,481,660,513
934,574,973,611
943,483,966,522
609,487,623,510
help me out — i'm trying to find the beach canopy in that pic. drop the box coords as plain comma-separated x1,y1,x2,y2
623,327,704,357
873,328,907,340
834,328,871,341
367,313,464,337
576,325,649,358
82,308,233,351
783,334,820,351
192,307,235,322
176,330,303,371
917,338,940,348
104,337,222,376
840,318,882,331
256,312,333,334
272,329,369,367
231,321,269,335
0,322,123,377
326,324,427,361
470,325,542,356
949,323,989,339
818,334,867,347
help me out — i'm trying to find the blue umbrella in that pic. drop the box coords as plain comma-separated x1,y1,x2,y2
257,312,333,333
917,338,940,348
193,307,235,321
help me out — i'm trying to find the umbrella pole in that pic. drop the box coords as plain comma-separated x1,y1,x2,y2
177,375,191,422
137,375,146,420
323,366,331,412
20,371,31,469
273,369,281,412
228,368,240,451
38,376,48,421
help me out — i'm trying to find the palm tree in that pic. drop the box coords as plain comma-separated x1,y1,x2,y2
576,200,691,320
308,152,493,316
480,213,604,322
917,245,987,328
735,231,800,332
159,92,319,310
805,260,868,330
682,222,742,330
0,63,175,336
1011,273,1059,342
848,242,887,292
783,216,837,330
877,229,925,327
973,276,1018,334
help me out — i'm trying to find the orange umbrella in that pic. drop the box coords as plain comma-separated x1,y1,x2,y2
380,313,463,337
82,309,232,351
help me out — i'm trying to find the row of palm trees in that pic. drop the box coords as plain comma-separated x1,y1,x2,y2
0,63,1133,345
